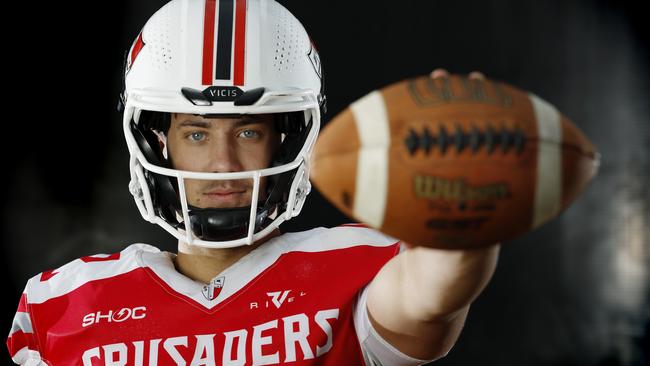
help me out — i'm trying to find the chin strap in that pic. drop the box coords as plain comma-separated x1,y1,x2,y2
184,203,274,241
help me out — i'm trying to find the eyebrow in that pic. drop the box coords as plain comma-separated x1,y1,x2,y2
178,117,267,129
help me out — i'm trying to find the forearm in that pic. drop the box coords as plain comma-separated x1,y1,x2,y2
399,243,500,320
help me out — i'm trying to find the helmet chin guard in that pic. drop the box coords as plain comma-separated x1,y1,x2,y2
120,0,324,248
187,205,271,242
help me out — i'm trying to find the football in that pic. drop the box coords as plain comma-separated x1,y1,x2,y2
310,73,600,249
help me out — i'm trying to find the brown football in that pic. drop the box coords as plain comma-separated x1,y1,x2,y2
310,73,600,249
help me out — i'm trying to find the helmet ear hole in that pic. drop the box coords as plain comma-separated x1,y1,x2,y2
272,112,310,166
264,112,313,211
130,120,167,166
130,120,179,223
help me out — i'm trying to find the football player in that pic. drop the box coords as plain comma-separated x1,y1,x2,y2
7,1,499,364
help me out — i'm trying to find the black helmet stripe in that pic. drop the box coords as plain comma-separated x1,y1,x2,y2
202,0,247,86
215,0,234,81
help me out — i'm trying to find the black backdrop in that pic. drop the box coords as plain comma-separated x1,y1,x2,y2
2,0,648,365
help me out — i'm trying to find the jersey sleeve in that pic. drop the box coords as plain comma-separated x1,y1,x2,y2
353,283,438,366
6,280,47,365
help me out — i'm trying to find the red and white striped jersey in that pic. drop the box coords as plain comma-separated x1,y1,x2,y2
7,226,434,365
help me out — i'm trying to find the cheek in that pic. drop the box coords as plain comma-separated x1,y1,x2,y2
258,176,270,201
240,144,275,170
166,135,181,168
263,132,282,166
184,179,203,204
167,137,200,171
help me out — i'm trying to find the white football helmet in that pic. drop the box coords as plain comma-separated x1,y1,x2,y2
119,0,326,248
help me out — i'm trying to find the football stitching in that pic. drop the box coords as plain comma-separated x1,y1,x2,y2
404,123,526,156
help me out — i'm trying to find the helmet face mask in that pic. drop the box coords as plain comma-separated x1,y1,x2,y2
121,0,324,248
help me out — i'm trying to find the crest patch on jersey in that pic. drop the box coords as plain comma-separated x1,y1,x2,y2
202,276,225,301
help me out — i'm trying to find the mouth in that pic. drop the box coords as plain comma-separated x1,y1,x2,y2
204,189,247,195
202,189,248,206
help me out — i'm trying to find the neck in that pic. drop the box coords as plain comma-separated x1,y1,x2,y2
173,229,281,284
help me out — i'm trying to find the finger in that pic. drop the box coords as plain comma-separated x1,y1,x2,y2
468,71,486,80
430,68,450,79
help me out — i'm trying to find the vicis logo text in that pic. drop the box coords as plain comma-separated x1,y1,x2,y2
203,86,243,101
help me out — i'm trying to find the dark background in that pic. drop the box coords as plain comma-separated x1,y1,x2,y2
3,0,648,365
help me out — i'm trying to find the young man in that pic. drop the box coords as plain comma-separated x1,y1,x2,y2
7,0,499,365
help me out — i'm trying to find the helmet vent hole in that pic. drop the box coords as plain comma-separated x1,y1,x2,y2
272,2,306,72
147,0,174,71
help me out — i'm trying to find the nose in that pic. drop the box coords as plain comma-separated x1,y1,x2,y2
207,135,244,173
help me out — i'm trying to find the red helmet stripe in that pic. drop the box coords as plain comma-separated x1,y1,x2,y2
233,0,247,86
202,0,217,85
130,32,145,66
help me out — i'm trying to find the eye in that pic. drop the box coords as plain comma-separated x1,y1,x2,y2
188,132,206,142
239,129,260,139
